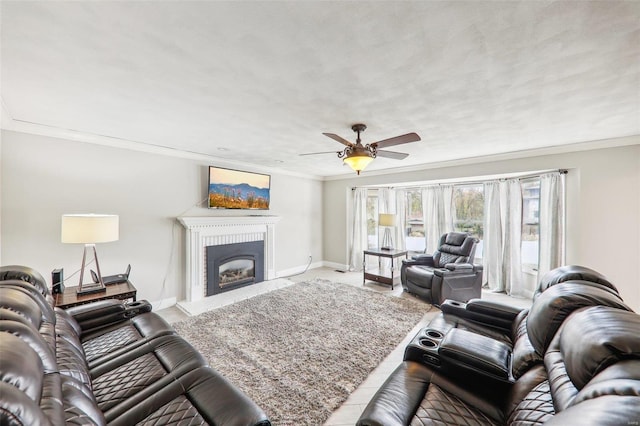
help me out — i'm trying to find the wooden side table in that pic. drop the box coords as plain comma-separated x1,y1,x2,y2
54,280,137,309
363,248,408,290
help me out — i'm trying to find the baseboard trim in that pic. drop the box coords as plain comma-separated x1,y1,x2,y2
149,297,177,311
322,260,350,272
276,261,324,278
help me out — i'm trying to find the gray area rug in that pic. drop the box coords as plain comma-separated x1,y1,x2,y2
173,279,429,425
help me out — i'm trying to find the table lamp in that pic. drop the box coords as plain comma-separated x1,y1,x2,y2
61,214,119,295
379,213,397,250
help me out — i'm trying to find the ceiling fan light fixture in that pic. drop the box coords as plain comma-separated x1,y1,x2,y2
343,151,374,175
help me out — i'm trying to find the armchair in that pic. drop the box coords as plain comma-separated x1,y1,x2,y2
401,232,482,305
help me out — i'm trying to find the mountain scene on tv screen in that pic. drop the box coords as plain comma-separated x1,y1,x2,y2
209,183,270,209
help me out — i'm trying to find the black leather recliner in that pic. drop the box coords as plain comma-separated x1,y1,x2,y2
401,232,483,305
358,265,640,426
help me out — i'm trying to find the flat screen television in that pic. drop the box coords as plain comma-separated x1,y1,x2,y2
208,166,271,209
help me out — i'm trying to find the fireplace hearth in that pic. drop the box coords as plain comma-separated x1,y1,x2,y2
206,240,265,296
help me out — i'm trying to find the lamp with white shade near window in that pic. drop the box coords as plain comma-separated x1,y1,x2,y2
61,214,119,295
379,213,397,250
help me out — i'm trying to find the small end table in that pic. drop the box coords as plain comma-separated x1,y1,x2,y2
363,248,408,289
54,280,137,309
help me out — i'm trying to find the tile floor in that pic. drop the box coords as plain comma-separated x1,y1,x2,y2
155,267,532,426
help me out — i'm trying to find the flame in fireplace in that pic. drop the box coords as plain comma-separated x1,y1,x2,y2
219,259,255,287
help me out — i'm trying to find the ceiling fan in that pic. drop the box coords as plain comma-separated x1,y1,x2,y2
301,124,421,175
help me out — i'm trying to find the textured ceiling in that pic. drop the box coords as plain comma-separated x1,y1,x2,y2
1,1,639,177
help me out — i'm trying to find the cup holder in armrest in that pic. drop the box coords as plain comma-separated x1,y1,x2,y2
405,329,441,367
419,338,438,348
424,329,444,340
124,300,152,317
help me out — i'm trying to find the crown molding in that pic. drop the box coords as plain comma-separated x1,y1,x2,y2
0,107,323,182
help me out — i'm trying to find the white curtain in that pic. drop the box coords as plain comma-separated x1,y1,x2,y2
349,188,368,271
503,179,524,296
482,179,524,295
483,182,503,291
538,172,566,281
422,185,455,254
395,189,407,250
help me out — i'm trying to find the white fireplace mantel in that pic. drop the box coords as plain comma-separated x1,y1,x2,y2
177,215,280,303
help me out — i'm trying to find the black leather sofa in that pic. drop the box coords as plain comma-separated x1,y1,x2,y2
358,265,640,425
0,265,271,426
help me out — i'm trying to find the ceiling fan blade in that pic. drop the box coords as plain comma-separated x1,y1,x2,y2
376,150,409,160
371,132,421,149
299,151,341,156
322,132,353,147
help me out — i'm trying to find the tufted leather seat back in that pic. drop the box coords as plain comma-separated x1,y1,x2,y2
0,320,66,426
535,265,618,299
526,282,632,356
544,306,640,416
433,232,478,267
0,265,51,298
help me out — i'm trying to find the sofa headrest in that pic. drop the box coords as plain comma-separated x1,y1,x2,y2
0,265,50,297
527,282,632,355
444,232,468,246
535,265,617,298
560,306,640,390
438,233,476,258
0,287,48,330
0,282,55,324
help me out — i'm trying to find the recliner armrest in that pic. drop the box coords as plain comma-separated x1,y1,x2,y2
64,299,152,332
466,299,523,321
444,263,473,271
402,256,435,267
440,298,523,331
434,263,476,276
439,328,512,381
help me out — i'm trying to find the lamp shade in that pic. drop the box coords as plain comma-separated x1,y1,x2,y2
61,214,119,244
378,213,397,227
343,150,374,175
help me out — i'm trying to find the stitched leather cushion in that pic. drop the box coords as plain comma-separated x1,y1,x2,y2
411,383,500,425
445,233,468,246
439,329,511,379
560,306,640,389
138,395,207,425
93,352,167,411
507,379,555,425
0,332,45,400
527,282,631,356
0,265,50,297
536,265,618,297
0,287,46,329
512,315,543,380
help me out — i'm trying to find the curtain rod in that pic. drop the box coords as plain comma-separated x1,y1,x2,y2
352,169,567,191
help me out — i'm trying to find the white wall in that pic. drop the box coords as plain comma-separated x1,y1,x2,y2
323,141,640,311
0,130,323,305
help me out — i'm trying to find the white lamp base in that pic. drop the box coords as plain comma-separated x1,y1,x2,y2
381,228,394,250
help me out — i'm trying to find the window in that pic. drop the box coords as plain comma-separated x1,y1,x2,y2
358,176,545,270
521,178,541,272
453,185,484,261
405,190,425,252
366,193,379,249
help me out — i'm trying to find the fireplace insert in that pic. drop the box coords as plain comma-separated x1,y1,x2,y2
206,240,265,296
